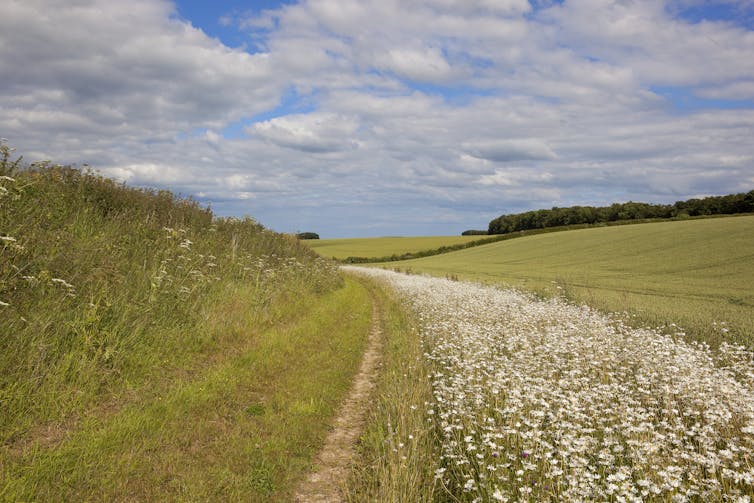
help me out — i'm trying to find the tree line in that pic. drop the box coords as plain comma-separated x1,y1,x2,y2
488,190,754,235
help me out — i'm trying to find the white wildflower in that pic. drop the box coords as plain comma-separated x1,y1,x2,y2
492,488,507,501
346,266,754,501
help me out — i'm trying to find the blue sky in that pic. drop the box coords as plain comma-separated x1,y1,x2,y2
174,0,285,48
1,0,753,237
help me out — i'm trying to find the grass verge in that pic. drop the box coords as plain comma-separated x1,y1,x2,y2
1,277,371,501
344,273,440,502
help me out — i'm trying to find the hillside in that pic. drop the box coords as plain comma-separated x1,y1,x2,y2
375,216,754,347
0,148,371,501
305,235,487,260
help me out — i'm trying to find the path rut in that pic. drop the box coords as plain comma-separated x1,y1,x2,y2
293,286,382,503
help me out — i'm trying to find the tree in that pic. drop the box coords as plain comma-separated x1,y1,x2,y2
296,232,320,240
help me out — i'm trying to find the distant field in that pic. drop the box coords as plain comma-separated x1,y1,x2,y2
304,235,484,259
373,216,754,347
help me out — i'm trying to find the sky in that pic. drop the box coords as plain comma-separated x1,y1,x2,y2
1,0,754,237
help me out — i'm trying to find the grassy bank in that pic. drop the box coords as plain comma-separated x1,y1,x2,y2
0,147,371,500
374,216,754,347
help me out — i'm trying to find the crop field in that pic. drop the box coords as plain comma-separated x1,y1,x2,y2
350,267,754,501
304,235,485,260
374,216,754,347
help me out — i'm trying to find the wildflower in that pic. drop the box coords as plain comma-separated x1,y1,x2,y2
51,278,74,289
346,266,754,501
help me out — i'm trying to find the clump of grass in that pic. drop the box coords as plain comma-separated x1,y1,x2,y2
3,277,371,502
0,142,359,500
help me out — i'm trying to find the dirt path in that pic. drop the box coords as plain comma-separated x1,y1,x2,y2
293,286,382,503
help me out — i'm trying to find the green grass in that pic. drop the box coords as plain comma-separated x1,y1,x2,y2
305,235,485,260
373,216,754,347
344,274,440,503
2,278,371,501
0,148,370,500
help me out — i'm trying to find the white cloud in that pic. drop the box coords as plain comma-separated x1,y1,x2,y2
249,113,360,153
376,47,455,82
104,162,190,185
1,0,753,236
697,80,754,100
0,0,279,142
424,0,531,15
463,139,558,163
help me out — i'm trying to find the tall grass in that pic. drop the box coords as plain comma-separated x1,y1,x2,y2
0,142,364,500
344,271,441,502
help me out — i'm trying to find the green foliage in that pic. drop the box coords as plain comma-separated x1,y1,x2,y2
461,229,488,235
2,278,371,502
488,191,754,234
296,231,320,240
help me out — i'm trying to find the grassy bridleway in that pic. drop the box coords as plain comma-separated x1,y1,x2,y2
294,276,384,502
1,276,376,502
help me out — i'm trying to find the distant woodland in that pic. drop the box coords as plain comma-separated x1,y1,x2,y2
488,190,754,235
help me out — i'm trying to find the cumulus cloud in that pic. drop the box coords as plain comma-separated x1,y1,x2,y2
1,0,753,236
0,0,279,150
376,47,456,82
463,139,558,163
249,113,360,153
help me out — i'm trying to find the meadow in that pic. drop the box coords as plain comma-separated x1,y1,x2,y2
304,235,486,260
350,267,754,502
0,147,375,501
341,217,754,501
374,216,754,347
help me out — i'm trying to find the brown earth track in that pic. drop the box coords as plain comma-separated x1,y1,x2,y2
293,284,382,503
